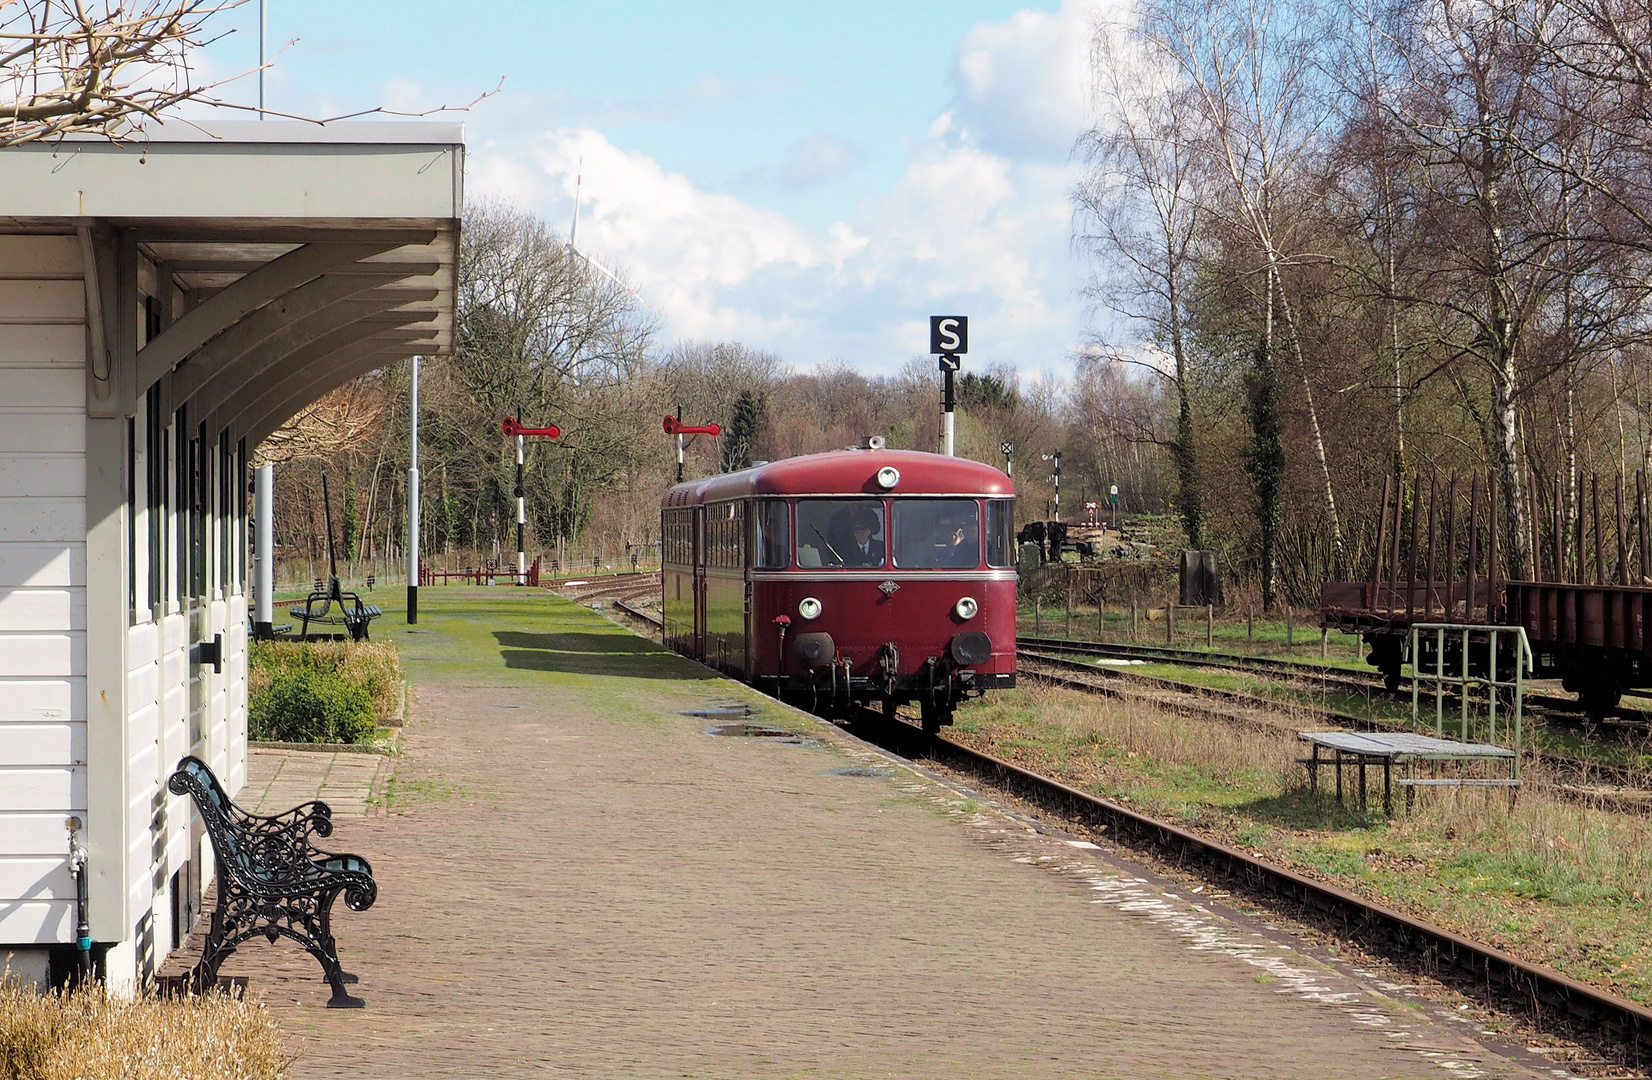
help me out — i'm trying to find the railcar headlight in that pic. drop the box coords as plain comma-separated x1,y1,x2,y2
876,466,900,489
954,596,979,620
798,597,823,620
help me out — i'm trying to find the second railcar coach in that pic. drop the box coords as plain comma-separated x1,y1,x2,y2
661,439,1016,731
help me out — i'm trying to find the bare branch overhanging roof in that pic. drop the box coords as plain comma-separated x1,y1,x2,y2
0,121,462,445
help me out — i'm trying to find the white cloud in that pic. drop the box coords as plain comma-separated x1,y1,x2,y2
735,131,867,190
464,2,1114,378
953,1,1104,160
470,127,829,341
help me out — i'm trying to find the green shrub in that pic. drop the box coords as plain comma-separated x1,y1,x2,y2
248,640,402,721
249,669,376,744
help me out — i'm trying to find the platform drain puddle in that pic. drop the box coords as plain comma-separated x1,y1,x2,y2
827,766,895,778
703,721,806,741
681,706,752,719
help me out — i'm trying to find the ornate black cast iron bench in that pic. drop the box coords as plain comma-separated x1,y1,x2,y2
167,755,378,1008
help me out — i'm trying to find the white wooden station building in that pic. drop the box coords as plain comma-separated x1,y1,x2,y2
0,123,462,990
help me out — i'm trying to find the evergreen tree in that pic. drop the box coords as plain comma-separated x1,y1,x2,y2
1242,338,1284,611
721,391,764,473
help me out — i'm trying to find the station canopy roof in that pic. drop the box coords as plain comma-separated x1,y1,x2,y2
0,121,463,447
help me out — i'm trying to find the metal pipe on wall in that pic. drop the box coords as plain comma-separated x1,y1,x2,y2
253,463,273,638
407,354,420,624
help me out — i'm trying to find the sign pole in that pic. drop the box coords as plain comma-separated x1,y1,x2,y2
407,354,420,624
928,315,968,459
675,404,684,483
942,368,956,457
1002,441,1014,477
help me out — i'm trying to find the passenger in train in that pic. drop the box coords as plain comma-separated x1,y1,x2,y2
941,516,980,567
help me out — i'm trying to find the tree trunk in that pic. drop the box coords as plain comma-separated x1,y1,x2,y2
1272,276,1345,570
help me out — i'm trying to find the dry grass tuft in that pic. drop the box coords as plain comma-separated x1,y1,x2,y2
0,980,289,1079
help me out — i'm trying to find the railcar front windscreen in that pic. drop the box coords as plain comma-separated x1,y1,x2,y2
796,499,885,568
893,500,981,569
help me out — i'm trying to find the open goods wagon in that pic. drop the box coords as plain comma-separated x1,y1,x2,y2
1321,468,1652,715
661,439,1017,731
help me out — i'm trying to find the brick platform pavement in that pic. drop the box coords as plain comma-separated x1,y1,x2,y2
241,746,388,816
228,591,1552,1079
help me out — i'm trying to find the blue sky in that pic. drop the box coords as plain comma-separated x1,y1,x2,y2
193,1,1112,379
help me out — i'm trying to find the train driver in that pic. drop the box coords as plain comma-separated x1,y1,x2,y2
841,506,885,567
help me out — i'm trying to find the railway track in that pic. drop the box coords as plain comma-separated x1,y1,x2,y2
838,711,1652,1068
616,599,663,628
1018,648,1652,804
1018,633,1391,692
1022,632,1652,731
550,572,661,604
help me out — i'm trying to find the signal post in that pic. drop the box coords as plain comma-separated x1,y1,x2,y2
502,417,562,583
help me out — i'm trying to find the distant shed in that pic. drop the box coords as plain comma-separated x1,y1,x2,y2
0,122,462,990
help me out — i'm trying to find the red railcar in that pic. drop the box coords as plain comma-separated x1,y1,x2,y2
661,441,1017,731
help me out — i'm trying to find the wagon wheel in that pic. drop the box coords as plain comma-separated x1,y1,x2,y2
920,700,951,735
1580,679,1622,721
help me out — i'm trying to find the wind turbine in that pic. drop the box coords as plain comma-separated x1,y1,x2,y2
567,161,652,310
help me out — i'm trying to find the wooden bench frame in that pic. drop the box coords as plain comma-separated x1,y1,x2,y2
168,756,377,1008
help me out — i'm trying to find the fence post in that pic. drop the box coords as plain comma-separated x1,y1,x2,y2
1167,600,1174,644
1098,595,1105,641
1065,568,1073,638
1286,606,1294,650
1321,628,1328,659
1131,599,1138,640
1035,597,1041,636
1247,607,1254,650
1207,603,1214,648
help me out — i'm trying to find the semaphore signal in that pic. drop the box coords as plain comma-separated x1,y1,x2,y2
502,416,563,584
663,409,722,483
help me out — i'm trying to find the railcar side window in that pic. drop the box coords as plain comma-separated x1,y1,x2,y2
893,500,981,569
795,500,884,568
754,500,790,569
706,501,744,569
985,499,1014,567
663,508,694,565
